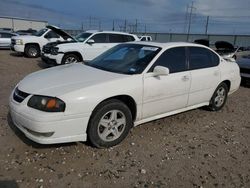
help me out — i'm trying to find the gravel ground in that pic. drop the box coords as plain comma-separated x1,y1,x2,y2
0,50,250,188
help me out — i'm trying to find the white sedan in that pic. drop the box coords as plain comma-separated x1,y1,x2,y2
9,42,241,148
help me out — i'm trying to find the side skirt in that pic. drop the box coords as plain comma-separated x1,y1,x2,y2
134,102,209,126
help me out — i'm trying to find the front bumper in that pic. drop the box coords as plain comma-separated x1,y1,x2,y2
11,44,25,53
9,91,89,144
41,53,64,65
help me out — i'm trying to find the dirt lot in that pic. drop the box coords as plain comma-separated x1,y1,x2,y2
0,50,250,188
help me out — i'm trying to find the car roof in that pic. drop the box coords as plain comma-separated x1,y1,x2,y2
85,30,136,36
128,41,211,49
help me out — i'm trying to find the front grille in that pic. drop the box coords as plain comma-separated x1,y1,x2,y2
11,39,16,45
13,88,30,103
42,46,51,54
240,68,250,74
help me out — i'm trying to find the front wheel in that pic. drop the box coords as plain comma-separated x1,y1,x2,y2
61,54,80,64
208,83,228,111
87,99,133,148
25,45,40,58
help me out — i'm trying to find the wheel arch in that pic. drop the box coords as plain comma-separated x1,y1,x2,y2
64,51,83,62
25,43,40,50
90,95,137,122
221,80,231,91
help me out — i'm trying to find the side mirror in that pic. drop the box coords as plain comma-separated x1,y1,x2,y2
153,66,169,76
87,39,95,45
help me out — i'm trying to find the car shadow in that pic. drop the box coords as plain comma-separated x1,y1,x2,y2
36,59,52,69
9,52,24,57
0,180,19,188
7,112,77,149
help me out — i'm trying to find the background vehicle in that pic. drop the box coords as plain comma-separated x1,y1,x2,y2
11,25,70,58
41,31,139,65
237,56,250,82
195,39,238,60
215,41,238,60
0,31,18,49
16,29,37,35
139,35,152,41
10,42,241,148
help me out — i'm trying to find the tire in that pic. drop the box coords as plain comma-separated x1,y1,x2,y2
62,54,80,64
24,44,40,58
208,82,228,111
87,99,133,148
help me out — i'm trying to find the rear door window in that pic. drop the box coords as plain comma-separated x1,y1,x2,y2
91,34,108,43
126,35,135,42
188,47,219,70
108,34,125,43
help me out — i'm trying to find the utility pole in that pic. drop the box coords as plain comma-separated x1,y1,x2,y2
81,22,84,31
112,20,115,31
205,16,209,35
124,19,127,32
135,19,138,33
99,20,101,30
89,16,92,29
187,1,196,41
184,5,189,33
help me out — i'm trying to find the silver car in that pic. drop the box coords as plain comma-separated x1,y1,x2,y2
0,31,18,48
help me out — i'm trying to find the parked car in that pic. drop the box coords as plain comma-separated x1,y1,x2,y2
194,39,238,60
41,30,139,65
139,35,152,41
215,41,238,60
9,42,241,148
11,25,71,58
237,57,250,81
194,39,209,47
0,31,18,49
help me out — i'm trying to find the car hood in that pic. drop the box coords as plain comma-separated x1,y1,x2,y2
237,58,250,69
215,41,234,50
17,63,127,96
44,40,77,49
11,35,39,40
46,25,76,41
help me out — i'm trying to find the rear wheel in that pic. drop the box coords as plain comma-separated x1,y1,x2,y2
208,83,228,111
25,44,40,58
62,54,80,64
87,99,133,148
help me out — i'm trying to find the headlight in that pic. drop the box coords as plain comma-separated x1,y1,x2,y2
51,47,59,55
15,39,23,45
27,95,65,112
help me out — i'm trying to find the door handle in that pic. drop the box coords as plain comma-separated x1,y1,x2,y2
182,75,189,81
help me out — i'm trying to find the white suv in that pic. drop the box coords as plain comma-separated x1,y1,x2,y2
11,25,71,57
41,31,139,65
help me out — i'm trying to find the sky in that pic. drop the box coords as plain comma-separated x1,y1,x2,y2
0,0,250,35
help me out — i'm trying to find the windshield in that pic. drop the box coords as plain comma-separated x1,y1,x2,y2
86,44,161,74
75,32,92,42
34,28,48,36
